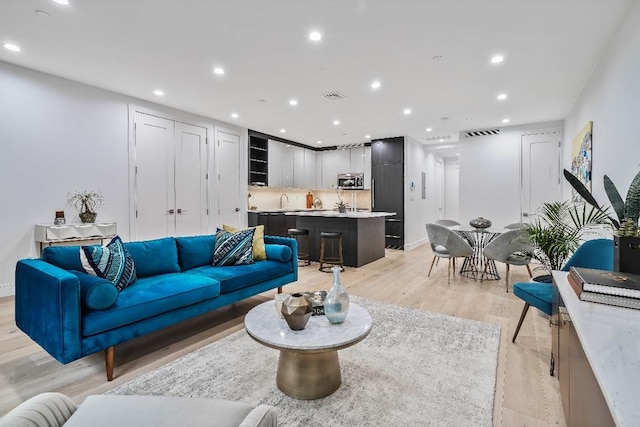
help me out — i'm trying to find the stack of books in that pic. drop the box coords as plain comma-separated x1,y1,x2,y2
568,267,640,310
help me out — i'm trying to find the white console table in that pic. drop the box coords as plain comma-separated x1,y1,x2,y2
553,271,640,427
35,223,117,253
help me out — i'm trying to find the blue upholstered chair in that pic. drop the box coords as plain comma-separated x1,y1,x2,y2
511,238,614,343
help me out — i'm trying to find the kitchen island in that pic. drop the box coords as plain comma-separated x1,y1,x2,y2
248,210,394,267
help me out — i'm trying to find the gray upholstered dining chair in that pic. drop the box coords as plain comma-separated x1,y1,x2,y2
481,229,533,291
434,219,461,228
503,222,526,230
425,223,475,284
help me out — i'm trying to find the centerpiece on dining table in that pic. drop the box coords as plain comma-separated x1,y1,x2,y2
469,217,492,230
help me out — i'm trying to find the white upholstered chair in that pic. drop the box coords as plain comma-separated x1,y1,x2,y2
425,223,475,284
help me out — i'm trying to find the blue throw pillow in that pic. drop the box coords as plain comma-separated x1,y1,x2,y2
69,270,119,310
213,228,255,266
81,236,137,291
264,244,292,263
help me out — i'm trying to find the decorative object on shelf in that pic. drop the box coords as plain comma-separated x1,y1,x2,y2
469,217,492,229
332,185,349,213
54,210,66,225
325,265,350,323
306,191,313,209
281,293,313,330
67,190,105,223
313,197,323,209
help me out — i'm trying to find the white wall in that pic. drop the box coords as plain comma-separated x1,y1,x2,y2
404,136,444,249
458,121,564,229
0,61,246,296
563,0,640,207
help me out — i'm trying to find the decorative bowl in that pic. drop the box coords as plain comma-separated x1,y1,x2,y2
469,217,492,229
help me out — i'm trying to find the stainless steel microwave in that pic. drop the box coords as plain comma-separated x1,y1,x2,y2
337,173,364,189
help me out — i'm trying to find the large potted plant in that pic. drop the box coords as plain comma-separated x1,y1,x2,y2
564,169,640,273
67,190,105,223
519,200,610,281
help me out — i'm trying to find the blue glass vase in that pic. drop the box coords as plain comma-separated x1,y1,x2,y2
325,266,350,324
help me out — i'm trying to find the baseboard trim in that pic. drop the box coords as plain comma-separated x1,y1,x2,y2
404,238,428,251
0,282,15,298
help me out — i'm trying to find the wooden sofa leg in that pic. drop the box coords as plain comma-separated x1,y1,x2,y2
105,346,114,381
277,286,283,294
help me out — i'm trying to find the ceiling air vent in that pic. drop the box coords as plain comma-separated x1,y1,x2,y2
321,91,345,101
465,129,500,138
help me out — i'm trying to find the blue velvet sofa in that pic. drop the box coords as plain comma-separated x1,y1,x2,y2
14,234,298,380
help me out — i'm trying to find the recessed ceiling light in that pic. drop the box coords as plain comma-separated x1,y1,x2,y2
439,139,444,142
403,109,412,115
153,89,164,97
289,99,298,106
3,43,20,52
52,0,69,4
371,80,381,89
231,113,238,118
333,120,340,125
456,153,460,156
491,55,504,64
502,118,510,123
497,93,508,101
426,128,432,132
317,140,322,144
365,135,371,139
309,31,322,41
280,129,286,133
213,67,225,75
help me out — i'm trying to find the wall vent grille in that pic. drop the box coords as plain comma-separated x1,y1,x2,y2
465,129,500,137
321,91,345,101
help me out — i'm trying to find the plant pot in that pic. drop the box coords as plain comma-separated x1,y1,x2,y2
79,211,97,223
532,275,553,283
614,235,640,274
338,206,347,213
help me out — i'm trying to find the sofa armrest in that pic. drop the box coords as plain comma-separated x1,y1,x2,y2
15,259,83,364
263,235,298,280
0,392,77,427
239,405,277,427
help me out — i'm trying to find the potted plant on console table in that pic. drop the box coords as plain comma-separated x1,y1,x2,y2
67,190,105,223
519,200,610,282
564,169,640,274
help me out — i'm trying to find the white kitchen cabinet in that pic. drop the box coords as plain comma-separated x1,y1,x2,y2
364,146,372,189
281,144,294,188
292,146,305,188
350,147,366,173
321,150,338,188
336,149,351,174
303,149,317,189
268,140,283,187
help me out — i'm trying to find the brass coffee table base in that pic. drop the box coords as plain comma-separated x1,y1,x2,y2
276,349,341,400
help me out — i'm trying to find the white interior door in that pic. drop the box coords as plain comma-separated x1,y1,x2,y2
521,132,562,221
133,112,175,241
216,129,242,228
445,160,460,221
175,122,208,236
435,159,445,220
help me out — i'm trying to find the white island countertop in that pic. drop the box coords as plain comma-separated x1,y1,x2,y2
249,209,395,218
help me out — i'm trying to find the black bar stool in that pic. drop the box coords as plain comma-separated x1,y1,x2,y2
287,228,310,266
319,231,344,272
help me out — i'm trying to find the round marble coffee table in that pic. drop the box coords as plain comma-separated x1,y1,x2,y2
244,300,372,400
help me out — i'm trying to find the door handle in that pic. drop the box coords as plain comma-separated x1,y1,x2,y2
235,208,240,212
371,179,375,209
167,209,175,214
177,209,188,214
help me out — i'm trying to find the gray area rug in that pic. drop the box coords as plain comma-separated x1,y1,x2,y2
108,297,500,426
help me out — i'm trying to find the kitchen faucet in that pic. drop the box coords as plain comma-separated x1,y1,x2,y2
279,193,289,209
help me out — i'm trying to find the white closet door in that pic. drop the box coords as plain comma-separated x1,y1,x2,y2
521,132,561,221
134,112,175,241
216,129,242,228
175,122,208,236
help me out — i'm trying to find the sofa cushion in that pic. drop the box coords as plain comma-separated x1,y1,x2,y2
213,229,255,266
80,236,137,292
124,238,180,278
42,245,84,271
264,244,292,263
187,260,292,294
176,234,217,271
223,224,266,261
69,271,119,310
82,273,220,336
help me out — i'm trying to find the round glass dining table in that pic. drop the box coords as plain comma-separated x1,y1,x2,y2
451,226,506,280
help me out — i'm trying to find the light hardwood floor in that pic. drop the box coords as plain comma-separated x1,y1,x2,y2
0,245,566,426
